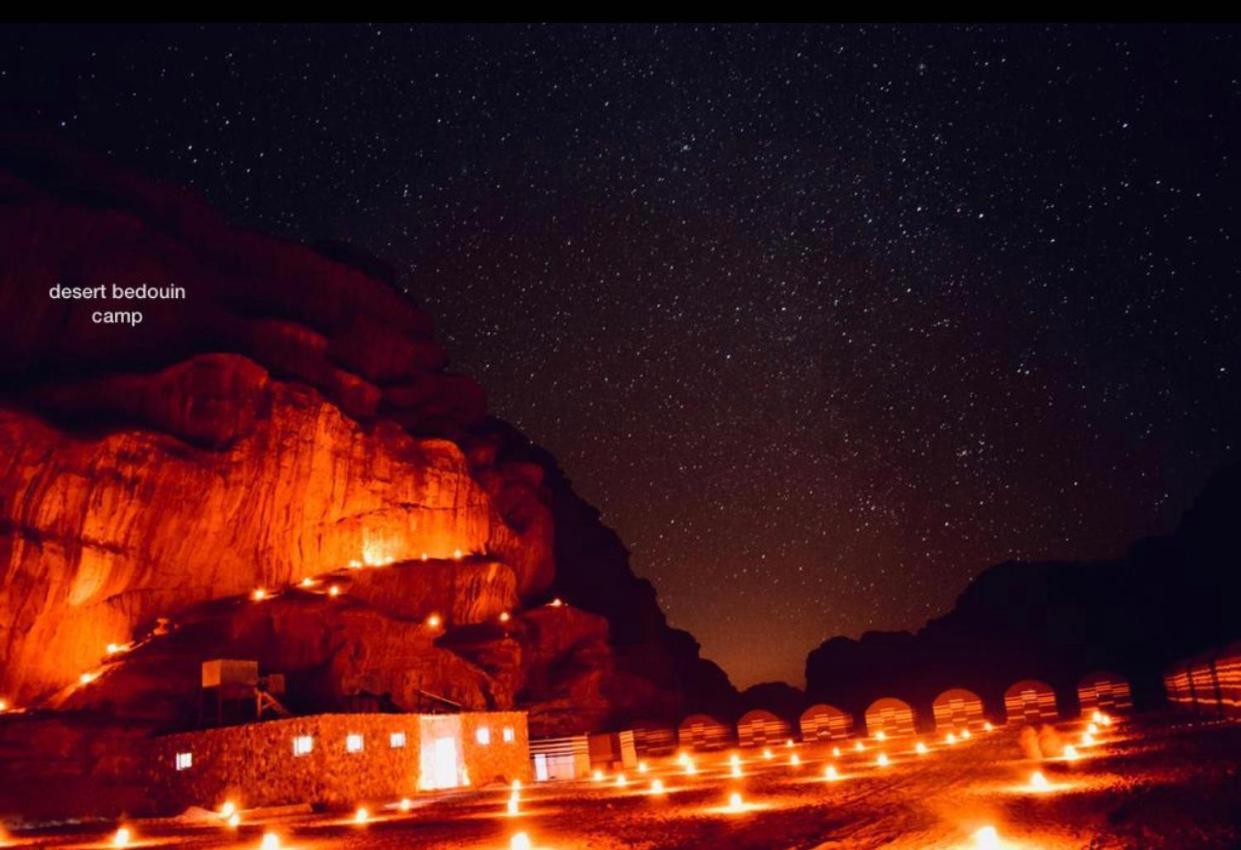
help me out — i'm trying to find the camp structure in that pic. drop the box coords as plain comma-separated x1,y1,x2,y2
931,688,986,731
1003,679,1058,724
631,722,678,757
677,713,733,751
736,709,793,748
799,703,853,742
530,734,590,782
863,697,916,738
587,730,637,771
1164,640,1241,719
1077,671,1133,715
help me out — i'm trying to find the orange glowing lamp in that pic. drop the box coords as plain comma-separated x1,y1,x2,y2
762,747,773,760
251,588,267,601
260,833,281,850
1063,744,1080,761
1029,770,1050,792
511,833,532,850
507,794,520,816
354,806,370,824
974,825,1001,850
615,773,628,788
824,764,840,781
915,741,928,755
875,730,887,741
650,778,665,794
426,613,443,629
790,753,801,767
399,797,413,812
876,753,890,768
592,769,604,782
113,827,131,847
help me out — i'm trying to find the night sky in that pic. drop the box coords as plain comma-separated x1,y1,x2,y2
3,24,1238,688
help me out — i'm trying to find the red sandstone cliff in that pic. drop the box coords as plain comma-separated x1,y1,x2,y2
0,136,735,737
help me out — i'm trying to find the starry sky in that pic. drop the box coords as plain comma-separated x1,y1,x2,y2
3,24,1239,688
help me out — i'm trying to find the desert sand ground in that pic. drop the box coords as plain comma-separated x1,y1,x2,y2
6,714,1239,850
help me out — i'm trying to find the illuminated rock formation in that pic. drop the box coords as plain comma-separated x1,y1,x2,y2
0,135,734,733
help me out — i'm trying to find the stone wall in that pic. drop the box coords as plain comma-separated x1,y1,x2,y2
457,710,532,787
145,711,529,813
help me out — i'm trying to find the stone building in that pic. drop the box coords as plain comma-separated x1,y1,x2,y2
146,711,530,812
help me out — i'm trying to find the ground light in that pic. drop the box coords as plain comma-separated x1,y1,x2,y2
260,833,281,850
1029,770,1051,792
251,588,267,601
854,741,865,752
946,733,958,745
832,746,841,757
727,792,745,813
227,813,241,828
824,765,840,781
219,801,237,820
731,763,742,778
875,730,887,741
398,798,413,812
789,753,801,766
915,741,929,755
650,779,665,794
592,769,604,782
876,753,890,768
1081,732,1096,746
615,773,627,787
961,729,972,740
507,793,520,816
511,833,533,850
354,806,369,824
763,747,774,760
112,827,131,847
984,722,994,732
638,761,649,773
1063,745,1080,761
973,825,1001,850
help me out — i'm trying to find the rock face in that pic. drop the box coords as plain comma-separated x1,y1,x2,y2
804,461,1241,724
0,135,735,737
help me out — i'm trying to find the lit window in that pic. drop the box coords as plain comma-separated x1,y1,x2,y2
390,731,406,749
293,735,314,756
175,751,192,771
346,733,364,753
476,727,491,745
502,726,515,743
